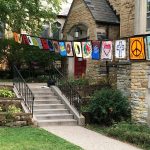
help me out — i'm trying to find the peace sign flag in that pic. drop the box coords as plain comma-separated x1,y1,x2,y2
115,40,126,59
101,41,113,60
129,37,145,60
82,41,92,59
73,42,83,58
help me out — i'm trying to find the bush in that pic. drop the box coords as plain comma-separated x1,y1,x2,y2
89,88,131,125
0,88,15,98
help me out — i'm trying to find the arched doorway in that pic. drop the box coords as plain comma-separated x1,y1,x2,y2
64,23,89,78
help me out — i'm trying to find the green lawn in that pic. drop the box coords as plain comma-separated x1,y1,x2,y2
0,127,82,150
86,122,150,150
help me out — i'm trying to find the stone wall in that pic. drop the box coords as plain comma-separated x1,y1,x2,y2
63,0,97,40
130,62,149,124
107,0,120,15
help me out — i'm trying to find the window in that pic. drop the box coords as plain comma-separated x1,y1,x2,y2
147,0,150,30
97,32,108,40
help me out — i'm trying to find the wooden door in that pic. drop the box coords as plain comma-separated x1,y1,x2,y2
74,57,86,78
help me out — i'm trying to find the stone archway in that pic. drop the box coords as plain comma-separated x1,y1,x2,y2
64,23,89,77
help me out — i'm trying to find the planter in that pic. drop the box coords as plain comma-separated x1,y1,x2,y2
82,111,91,125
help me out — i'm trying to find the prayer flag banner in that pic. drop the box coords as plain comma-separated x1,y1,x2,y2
59,42,67,56
146,36,150,60
101,41,113,60
47,40,54,51
65,42,74,57
53,41,60,53
129,37,145,60
40,38,49,50
115,40,126,59
73,42,82,58
22,34,30,45
27,36,33,45
82,41,92,59
92,41,101,60
13,32,21,43
36,38,43,49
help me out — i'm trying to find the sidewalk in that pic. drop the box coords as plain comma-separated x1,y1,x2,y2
43,126,142,150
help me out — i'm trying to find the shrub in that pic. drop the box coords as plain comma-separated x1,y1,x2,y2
0,88,15,98
89,88,131,125
8,105,21,113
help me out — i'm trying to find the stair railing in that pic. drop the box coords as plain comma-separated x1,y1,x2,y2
13,65,35,115
49,64,81,115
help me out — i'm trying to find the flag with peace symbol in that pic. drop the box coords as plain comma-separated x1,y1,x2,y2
129,37,145,60
146,36,150,60
115,40,126,59
82,41,92,59
73,42,83,58
91,41,101,60
65,42,74,57
101,41,113,60
59,41,67,57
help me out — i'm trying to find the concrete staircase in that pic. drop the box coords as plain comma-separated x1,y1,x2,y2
28,84,77,126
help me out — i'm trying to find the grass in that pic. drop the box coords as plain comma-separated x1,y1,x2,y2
0,127,82,150
86,122,150,150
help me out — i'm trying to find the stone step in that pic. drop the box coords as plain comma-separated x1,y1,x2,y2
35,114,74,120
33,92,54,96
34,104,66,109
33,109,69,114
34,100,62,104
38,119,77,126
35,96,58,100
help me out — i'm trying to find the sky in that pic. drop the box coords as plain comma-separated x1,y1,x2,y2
59,0,73,16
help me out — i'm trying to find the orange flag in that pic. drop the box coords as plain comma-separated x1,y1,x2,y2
129,37,146,60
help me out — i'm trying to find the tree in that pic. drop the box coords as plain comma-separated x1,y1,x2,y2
0,0,62,35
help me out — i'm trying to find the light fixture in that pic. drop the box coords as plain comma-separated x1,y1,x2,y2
74,27,81,38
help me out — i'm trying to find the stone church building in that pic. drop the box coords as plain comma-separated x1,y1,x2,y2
62,0,150,125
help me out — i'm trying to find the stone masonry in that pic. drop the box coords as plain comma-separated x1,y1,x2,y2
109,0,150,125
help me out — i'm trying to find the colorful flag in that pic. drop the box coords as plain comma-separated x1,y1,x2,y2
40,38,49,50
53,41,60,53
47,40,54,51
21,34,29,45
82,41,92,59
27,36,33,45
115,40,126,59
59,41,67,56
146,36,150,60
65,42,74,57
101,41,113,60
36,38,43,49
129,37,145,60
13,32,22,43
73,42,82,58
92,41,101,60
31,37,39,47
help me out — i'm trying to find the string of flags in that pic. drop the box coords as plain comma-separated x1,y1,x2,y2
13,32,150,61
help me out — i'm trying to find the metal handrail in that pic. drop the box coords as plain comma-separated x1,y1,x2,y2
49,64,81,115
13,65,34,115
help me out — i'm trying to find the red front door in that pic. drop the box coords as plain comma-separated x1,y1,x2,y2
74,57,86,78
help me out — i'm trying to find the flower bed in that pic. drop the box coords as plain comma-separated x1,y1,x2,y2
0,86,32,127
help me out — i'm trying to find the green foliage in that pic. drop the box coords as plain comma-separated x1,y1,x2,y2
7,105,21,113
68,78,89,86
87,122,150,150
89,88,131,125
0,38,61,74
0,0,62,34
0,127,82,150
0,88,15,98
